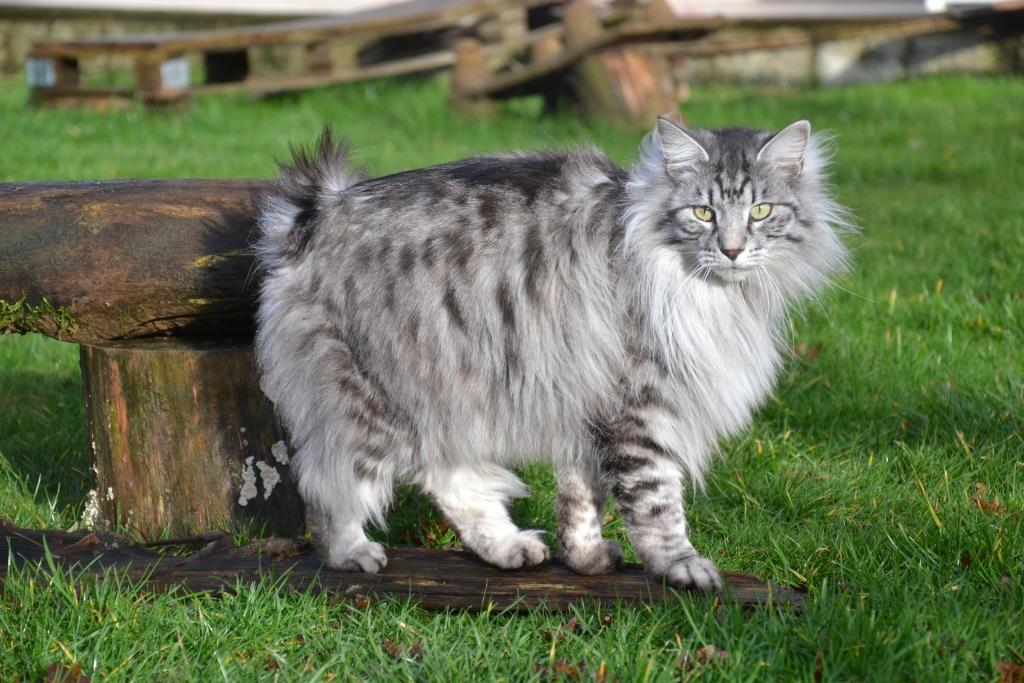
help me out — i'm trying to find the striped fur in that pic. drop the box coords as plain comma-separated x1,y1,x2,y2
254,119,850,589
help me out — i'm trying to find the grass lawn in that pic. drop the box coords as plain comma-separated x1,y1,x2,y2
1,73,1022,681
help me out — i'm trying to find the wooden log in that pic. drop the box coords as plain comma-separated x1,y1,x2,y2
0,522,807,611
80,339,303,539
0,179,270,345
574,46,680,128
560,0,680,127
451,37,496,116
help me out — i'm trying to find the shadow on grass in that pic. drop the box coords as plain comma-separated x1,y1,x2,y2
0,367,90,514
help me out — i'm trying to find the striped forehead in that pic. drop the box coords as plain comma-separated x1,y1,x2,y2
707,160,757,204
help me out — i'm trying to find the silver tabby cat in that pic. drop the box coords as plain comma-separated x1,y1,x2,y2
255,117,848,590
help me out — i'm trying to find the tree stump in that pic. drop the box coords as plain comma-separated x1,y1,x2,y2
572,47,680,128
80,339,303,539
562,0,679,128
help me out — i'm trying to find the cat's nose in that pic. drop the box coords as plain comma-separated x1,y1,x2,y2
720,247,743,261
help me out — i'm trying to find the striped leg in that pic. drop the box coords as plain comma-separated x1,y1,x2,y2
602,414,721,591
555,454,622,575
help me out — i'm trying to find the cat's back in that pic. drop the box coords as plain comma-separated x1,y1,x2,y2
256,138,629,442
290,146,628,336
314,149,622,254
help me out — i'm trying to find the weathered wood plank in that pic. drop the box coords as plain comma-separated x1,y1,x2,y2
0,522,806,611
196,49,457,96
0,179,270,345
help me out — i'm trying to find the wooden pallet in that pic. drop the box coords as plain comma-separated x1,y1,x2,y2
0,521,806,611
25,0,556,106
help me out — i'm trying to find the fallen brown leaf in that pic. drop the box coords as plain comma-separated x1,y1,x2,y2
813,651,825,682
44,663,90,683
971,494,1006,515
541,615,585,641
678,644,729,671
381,639,401,659
997,660,1023,683
533,661,583,681
381,638,423,661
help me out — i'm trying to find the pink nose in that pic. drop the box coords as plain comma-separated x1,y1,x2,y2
720,247,742,261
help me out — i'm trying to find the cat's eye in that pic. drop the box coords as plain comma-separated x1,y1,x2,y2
692,206,714,221
750,203,773,220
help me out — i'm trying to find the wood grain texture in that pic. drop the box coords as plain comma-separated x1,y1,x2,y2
0,522,806,611
0,179,271,345
80,340,304,538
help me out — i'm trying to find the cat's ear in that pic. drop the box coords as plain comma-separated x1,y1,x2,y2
656,116,709,176
757,120,811,177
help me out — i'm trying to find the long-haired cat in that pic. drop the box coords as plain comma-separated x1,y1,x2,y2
255,117,849,590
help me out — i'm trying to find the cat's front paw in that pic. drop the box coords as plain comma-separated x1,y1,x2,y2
328,540,388,573
563,539,623,575
480,530,550,569
661,553,722,592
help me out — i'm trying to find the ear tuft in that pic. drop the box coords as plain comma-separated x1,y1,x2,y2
757,120,811,177
656,117,709,176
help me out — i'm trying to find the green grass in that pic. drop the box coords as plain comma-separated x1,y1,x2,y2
1,74,1022,681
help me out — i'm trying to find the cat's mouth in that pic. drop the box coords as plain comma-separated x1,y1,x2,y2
710,265,754,284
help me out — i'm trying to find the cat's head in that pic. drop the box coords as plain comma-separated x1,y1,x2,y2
626,117,850,302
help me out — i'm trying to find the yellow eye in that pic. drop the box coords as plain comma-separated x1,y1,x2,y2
750,203,773,220
692,206,714,221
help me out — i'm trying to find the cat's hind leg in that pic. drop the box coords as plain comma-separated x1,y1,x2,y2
286,338,415,573
422,464,550,569
555,453,623,575
298,448,391,572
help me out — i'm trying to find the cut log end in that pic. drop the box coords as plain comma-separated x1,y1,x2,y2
80,339,304,539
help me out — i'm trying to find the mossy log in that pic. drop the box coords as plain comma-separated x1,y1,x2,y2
80,339,304,538
0,179,271,345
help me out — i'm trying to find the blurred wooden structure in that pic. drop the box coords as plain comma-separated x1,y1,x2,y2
25,0,556,106
450,0,1024,125
24,0,1024,124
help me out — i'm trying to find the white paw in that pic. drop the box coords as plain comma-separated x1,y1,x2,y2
662,553,722,592
328,540,388,573
563,539,623,575
482,530,551,569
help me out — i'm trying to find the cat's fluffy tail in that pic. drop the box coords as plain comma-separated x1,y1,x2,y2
256,125,366,268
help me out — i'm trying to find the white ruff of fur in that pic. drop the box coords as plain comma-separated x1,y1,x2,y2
620,129,851,486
